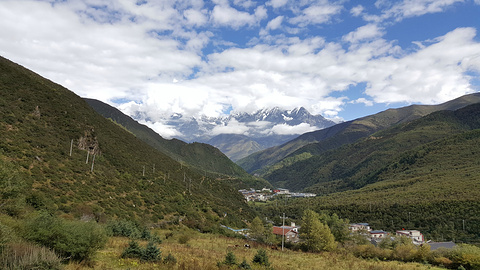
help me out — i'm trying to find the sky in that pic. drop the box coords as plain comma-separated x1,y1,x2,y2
1,0,480,138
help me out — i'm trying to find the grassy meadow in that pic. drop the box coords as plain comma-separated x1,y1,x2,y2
65,227,442,270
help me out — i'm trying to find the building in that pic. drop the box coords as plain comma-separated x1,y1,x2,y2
396,230,424,244
272,225,299,243
349,223,372,232
369,230,388,239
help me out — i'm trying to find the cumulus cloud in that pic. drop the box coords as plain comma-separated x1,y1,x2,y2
211,2,267,28
266,16,284,30
210,119,250,135
350,5,364,16
365,0,465,22
289,2,343,26
270,123,318,135
343,24,384,43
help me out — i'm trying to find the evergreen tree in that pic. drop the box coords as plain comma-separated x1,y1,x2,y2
300,209,336,252
252,249,270,266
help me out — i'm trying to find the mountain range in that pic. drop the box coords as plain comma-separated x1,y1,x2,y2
129,106,336,161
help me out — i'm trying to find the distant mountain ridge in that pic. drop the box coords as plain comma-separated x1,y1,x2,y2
85,98,270,189
128,105,336,161
238,92,480,174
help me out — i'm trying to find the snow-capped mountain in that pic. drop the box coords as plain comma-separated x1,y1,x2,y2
132,107,337,161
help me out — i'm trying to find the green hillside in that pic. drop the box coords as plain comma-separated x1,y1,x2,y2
84,98,270,189
257,104,480,242
0,56,252,228
238,93,480,175
265,104,480,192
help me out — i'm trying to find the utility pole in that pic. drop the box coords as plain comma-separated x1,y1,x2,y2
282,213,285,251
142,165,145,177
69,139,73,156
86,151,89,164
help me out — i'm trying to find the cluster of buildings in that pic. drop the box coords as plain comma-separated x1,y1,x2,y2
349,222,425,245
238,188,316,202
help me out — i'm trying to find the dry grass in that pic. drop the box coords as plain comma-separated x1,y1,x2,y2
66,228,443,270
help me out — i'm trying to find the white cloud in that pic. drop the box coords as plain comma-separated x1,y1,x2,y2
266,16,284,30
343,24,384,43
289,2,343,26
350,5,364,16
183,9,208,26
367,0,465,22
349,98,374,106
268,0,289,9
210,119,250,135
364,28,480,104
211,2,266,28
141,120,184,139
270,123,318,135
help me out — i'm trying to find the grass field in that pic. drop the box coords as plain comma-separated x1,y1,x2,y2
65,227,443,270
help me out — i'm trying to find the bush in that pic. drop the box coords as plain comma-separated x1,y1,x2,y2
163,253,177,265
239,259,252,269
0,242,62,270
252,249,270,266
178,234,191,245
22,211,107,262
121,240,143,259
450,244,480,270
121,240,162,262
223,251,237,266
141,242,161,262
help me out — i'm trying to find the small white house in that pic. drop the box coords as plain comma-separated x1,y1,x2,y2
396,230,424,244
349,223,372,232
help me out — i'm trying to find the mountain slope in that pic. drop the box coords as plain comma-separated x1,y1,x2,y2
84,98,269,189
238,93,480,174
258,104,480,242
0,56,252,228
264,103,480,192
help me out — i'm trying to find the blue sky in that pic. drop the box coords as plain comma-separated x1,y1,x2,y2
1,0,480,138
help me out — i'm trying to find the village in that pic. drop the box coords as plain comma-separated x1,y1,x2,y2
238,187,316,202
233,188,456,251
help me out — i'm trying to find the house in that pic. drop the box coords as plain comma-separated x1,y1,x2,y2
349,223,372,232
396,230,424,244
369,230,388,239
273,188,290,195
272,225,299,243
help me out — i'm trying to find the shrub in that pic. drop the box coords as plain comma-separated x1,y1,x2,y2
252,249,270,266
239,259,252,269
141,242,161,262
178,234,191,245
22,211,107,262
450,244,480,270
223,251,237,266
0,242,62,270
121,240,143,259
163,253,177,265
121,240,162,262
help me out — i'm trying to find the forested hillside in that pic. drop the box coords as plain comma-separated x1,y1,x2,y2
0,56,252,229
84,98,270,189
238,93,480,175
258,103,480,242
